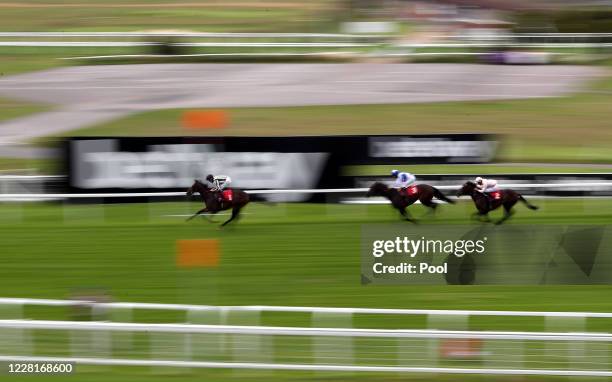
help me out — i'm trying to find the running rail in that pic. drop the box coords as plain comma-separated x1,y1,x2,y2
0,32,381,38
1,297,612,318
0,181,612,199
1,299,611,376
0,321,611,376
2,32,612,38
0,319,611,341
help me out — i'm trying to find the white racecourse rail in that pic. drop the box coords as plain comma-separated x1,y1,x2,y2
0,297,611,375
2,296,612,317
1,181,612,200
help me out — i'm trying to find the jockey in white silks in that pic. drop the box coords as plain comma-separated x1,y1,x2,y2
206,174,232,203
206,174,231,191
475,177,498,193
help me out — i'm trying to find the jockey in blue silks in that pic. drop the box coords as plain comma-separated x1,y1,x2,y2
391,169,416,190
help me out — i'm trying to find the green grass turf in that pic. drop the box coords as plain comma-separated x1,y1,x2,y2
1,199,611,381
1,199,611,309
0,47,150,76
0,1,336,33
52,76,612,163
0,157,57,173
3,369,599,382
0,97,50,123
0,94,55,172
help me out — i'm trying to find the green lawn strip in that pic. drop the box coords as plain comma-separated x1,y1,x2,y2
0,47,148,76
0,97,50,123
0,157,58,173
0,2,334,33
2,368,588,382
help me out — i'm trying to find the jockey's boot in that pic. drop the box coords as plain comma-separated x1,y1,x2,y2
215,191,223,207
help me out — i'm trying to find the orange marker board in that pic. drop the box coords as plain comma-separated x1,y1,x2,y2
182,110,228,129
176,239,220,268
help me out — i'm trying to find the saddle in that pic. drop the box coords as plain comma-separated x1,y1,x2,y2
486,190,502,200
212,189,233,206
222,189,234,201
400,185,418,197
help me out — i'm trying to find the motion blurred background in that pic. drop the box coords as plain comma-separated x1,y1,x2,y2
1,0,612,381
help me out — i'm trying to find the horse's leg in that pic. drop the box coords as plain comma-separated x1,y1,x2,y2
421,198,437,215
202,210,218,223
186,207,208,222
399,207,418,224
470,207,489,222
496,202,516,225
474,198,492,222
221,206,241,227
476,208,491,222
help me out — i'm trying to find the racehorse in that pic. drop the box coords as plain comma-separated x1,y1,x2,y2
456,181,538,225
186,179,251,227
366,182,455,222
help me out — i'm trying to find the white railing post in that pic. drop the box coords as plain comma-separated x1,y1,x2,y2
0,303,31,356
227,308,270,363
187,307,224,360
427,313,469,368
312,311,354,368
108,306,133,352
546,314,587,371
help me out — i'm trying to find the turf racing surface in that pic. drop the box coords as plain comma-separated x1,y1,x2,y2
1,199,611,381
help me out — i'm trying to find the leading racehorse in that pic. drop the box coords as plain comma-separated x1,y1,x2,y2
366,182,454,222
186,179,251,227
456,181,538,225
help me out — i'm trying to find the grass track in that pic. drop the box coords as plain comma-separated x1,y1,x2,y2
1,199,611,308
1,199,612,381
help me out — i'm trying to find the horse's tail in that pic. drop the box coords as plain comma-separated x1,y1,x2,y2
432,187,455,204
519,194,539,210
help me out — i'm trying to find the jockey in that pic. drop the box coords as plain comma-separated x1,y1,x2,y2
206,174,232,203
206,174,232,191
474,176,498,193
391,169,416,191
